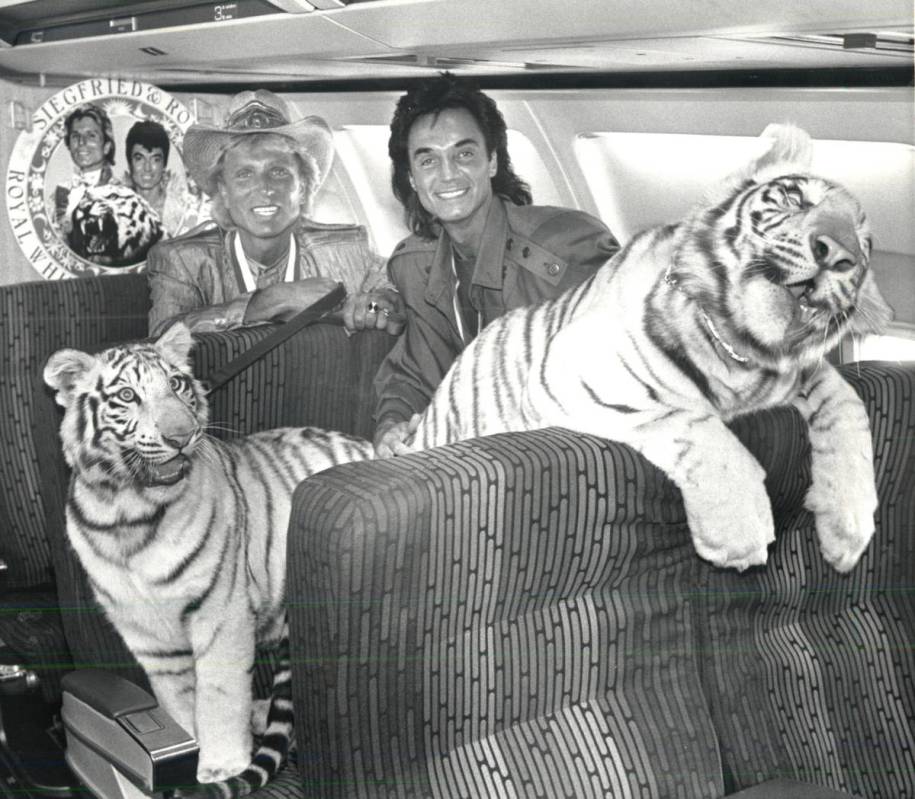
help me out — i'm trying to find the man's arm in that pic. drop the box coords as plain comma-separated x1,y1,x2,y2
340,242,404,335
300,227,404,334
147,243,250,336
372,257,461,454
243,278,345,325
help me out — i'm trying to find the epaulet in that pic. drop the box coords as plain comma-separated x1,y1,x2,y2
388,234,438,259
504,203,597,238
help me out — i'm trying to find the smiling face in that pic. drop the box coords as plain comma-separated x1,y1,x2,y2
216,135,308,257
129,144,167,193
407,107,497,248
68,116,110,172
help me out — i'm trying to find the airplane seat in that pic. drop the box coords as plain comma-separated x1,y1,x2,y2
0,269,397,798
0,274,150,796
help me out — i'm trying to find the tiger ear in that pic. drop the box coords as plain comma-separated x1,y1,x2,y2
44,349,96,408
155,321,195,365
701,123,816,211
753,123,814,173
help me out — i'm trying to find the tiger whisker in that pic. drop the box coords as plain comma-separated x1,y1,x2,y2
204,422,243,436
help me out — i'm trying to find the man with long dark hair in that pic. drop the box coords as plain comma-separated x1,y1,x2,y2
124,119,209,237
374,73,619,456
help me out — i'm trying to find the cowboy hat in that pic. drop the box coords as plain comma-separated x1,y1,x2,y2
181,89,334,196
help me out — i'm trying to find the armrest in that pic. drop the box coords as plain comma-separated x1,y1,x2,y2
60,670,198,796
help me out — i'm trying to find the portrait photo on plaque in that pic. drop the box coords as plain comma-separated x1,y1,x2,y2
6,79,211,279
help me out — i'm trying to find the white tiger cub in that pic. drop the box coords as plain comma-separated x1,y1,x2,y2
408,124,891,573
44,322,374,791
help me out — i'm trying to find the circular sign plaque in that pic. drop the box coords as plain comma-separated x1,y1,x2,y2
5,78,201,279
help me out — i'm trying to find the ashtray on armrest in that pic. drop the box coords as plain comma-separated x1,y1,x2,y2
61,670,198,798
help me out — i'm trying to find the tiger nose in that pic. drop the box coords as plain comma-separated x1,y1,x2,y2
162,431,193,450
161,420,195,450
810,231,860,272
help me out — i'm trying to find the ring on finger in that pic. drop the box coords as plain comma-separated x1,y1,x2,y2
367,301,380,313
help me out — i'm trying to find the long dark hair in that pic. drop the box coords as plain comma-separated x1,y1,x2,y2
389,72,532,240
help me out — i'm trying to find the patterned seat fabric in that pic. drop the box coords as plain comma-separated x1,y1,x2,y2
0,273,395,799
702,364,915,798
288,362,914,798
0,274,149,593
0,274,148,701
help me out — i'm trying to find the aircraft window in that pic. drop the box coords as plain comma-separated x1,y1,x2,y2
333,126,408,258
309,163,360,228
573,132,914,258
503,130,565,208
333,125,564,258
854,332,915,362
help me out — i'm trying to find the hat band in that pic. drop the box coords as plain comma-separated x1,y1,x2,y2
226,100,289,131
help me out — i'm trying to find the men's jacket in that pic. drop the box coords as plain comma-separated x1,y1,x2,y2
147,219,387,336
374,198,619,425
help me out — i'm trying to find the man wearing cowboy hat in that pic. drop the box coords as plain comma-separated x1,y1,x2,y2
147,89,402,337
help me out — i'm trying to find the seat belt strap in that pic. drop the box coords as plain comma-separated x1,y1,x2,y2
202,282,346,395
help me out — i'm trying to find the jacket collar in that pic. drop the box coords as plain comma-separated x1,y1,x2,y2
423,197,507,307
222,227,297,294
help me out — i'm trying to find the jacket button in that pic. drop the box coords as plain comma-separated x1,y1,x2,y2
506,238,513,250
522,246,530,258
546,262,561,277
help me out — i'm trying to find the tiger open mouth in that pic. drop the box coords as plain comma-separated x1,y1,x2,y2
140,454,190,487
786,279,816,314
86,236,107,254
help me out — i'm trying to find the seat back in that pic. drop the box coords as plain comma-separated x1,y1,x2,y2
286,362,915,798
0,274,150,593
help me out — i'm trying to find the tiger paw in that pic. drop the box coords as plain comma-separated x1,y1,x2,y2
685,484,775,571
805,444,878,572
196,751,250,784
807,487,877,573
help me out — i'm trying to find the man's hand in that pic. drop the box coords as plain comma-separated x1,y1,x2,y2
343,289,405,335
373,416,416,458
244,278,341,325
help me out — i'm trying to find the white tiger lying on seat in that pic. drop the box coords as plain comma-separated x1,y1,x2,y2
43,323,374,793
408,123,892,573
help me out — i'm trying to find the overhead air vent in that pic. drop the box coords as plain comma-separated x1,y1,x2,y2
760,30,913,55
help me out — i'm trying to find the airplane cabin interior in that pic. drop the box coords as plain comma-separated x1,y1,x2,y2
0,2,912,798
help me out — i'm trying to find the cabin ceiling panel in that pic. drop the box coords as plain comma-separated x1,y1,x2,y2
417,36,913,72
0,0,910,85
0,12,396,83
329,0,912,50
